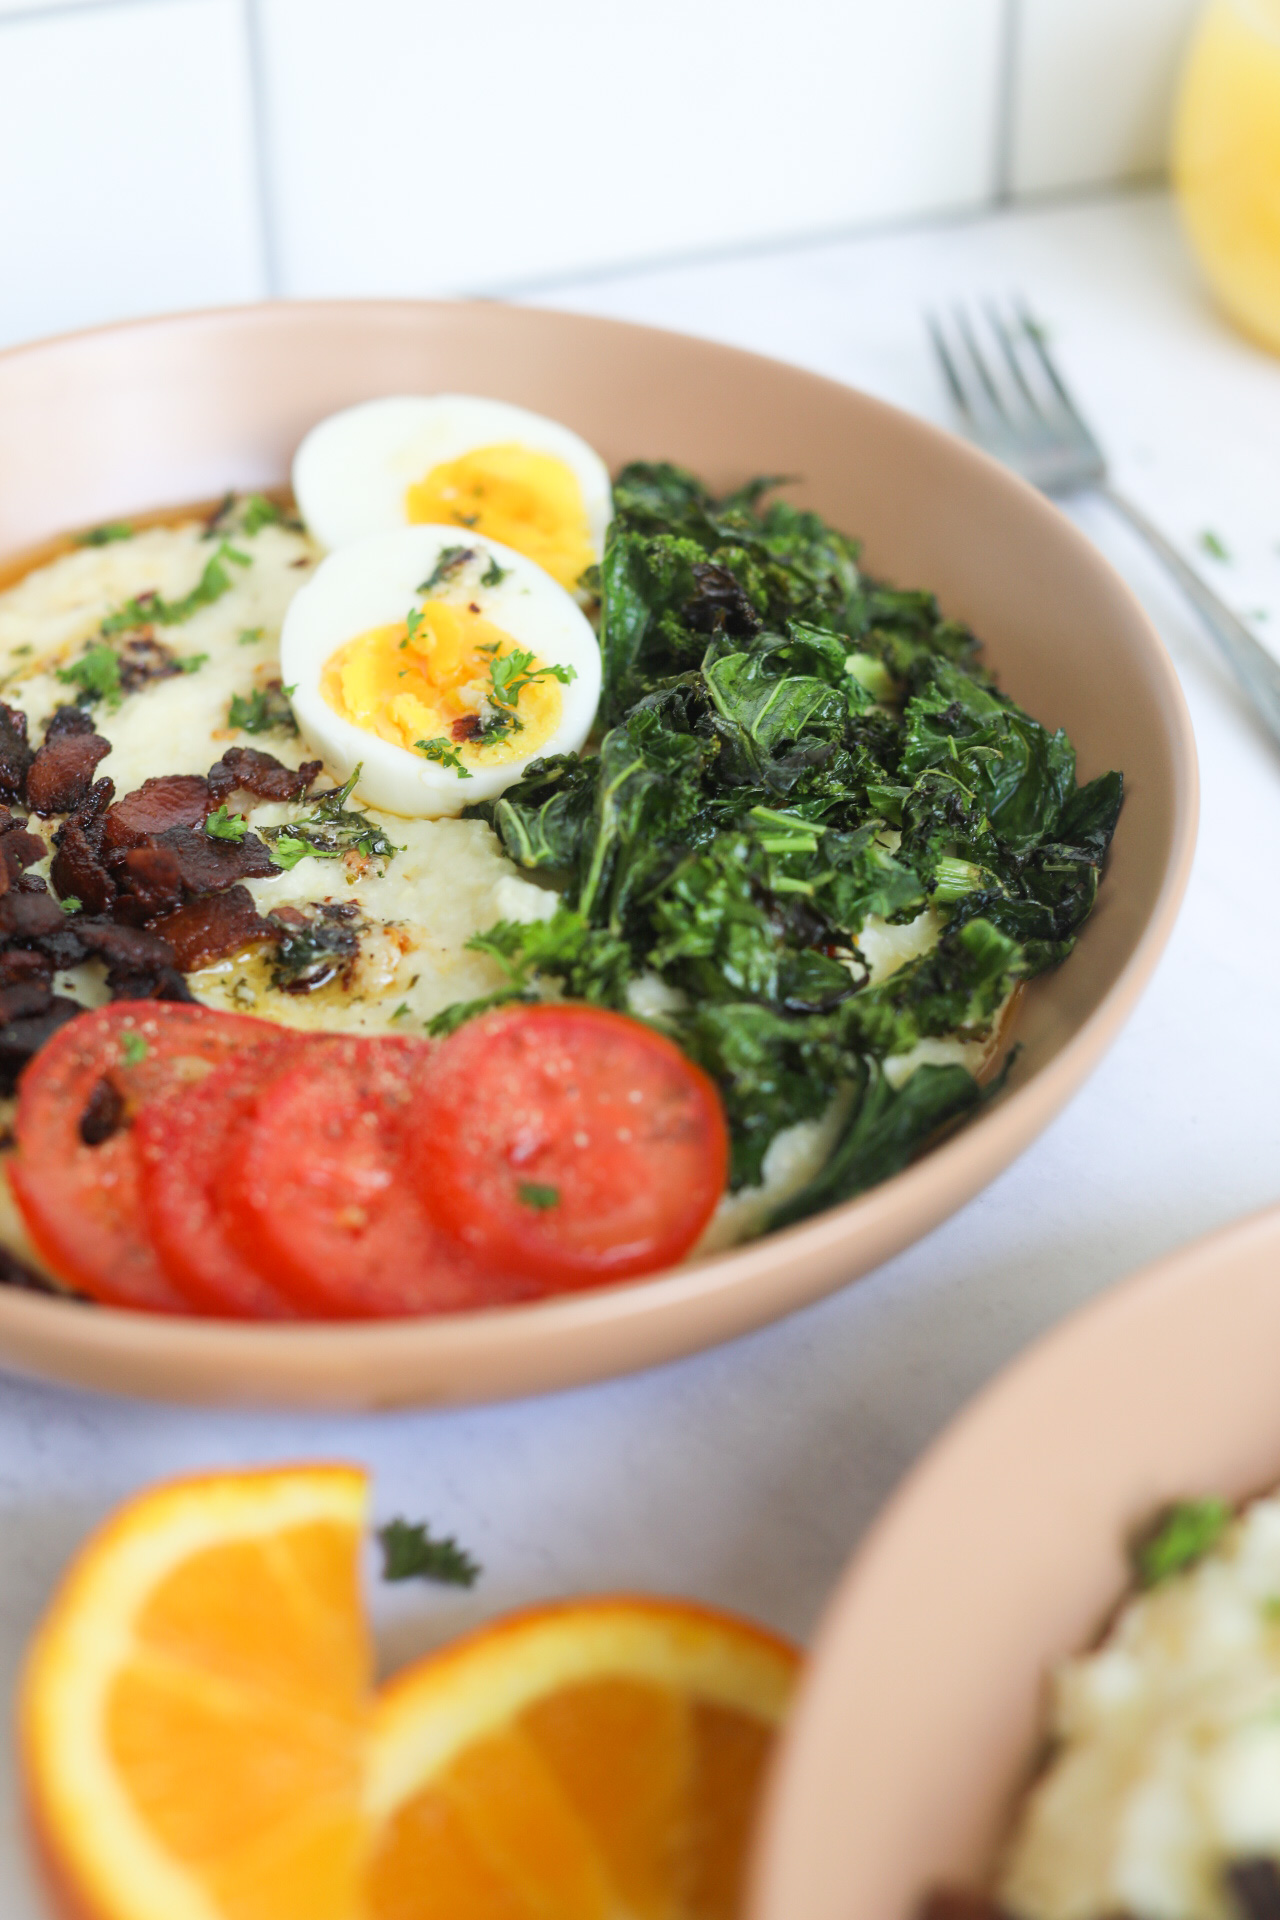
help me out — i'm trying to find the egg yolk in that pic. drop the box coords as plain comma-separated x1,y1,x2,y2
321,598,564,771
404,443,594,594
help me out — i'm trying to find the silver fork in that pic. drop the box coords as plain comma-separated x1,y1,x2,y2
927,298,1280,748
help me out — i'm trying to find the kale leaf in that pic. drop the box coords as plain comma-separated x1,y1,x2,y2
431,464,1123,1222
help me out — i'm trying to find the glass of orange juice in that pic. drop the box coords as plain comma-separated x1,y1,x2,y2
1174,0,1280,353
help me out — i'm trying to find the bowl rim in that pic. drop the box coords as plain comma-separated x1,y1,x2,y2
748,1200,1280,1919
0,297,1200,1406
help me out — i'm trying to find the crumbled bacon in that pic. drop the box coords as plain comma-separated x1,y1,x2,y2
0,829,46,889
116,633,180,694
150,885,276,971
0,998,81,1093
149,823,278,891
108,845,184,925
51,819,117,916
0,948,51,990
207,746,323,804
0,702,33,803
101,775,213,852
451,713,484,743
26,721,111,816
0,890,68,942
0,980,53,1025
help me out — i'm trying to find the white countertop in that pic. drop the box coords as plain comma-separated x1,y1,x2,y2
3,187,1280,1911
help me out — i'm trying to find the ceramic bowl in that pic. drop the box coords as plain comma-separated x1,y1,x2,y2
0,301,1196,1407
749,1206,1280,1918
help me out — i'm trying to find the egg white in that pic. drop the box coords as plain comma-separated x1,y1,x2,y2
281,525,602,819
292,394,613,569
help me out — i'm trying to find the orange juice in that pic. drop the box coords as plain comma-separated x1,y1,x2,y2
1174,0,1280,352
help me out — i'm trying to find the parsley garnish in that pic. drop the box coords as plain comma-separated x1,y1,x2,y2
1134,1498,1230,1587
120,1033,149,1066
227,683,298,737
518,1182,560,1210
481,648,576,738
480,555,508,588
405,606,425,646
177,652,208,674
205,805,248,843
377,1517,481,1588
418,546,473,595
259,764,399,868
57,642,123,710
100,542,250,636
266,834,312,871
390,1002,411,1021
1199,529,1231,562
238,627,265,646
60,896,82,914
416,737,471,778
241,493,282,537
76,522,134,548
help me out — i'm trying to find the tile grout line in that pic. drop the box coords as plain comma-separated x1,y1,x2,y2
992,0,1022,203
241,0,282,299
0,0,178,25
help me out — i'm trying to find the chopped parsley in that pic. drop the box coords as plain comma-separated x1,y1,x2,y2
477,648,577,741
59,896,82,914
259,764,399,868
100,541,251,636
205,805,248,842
56,642,123,711
405,605,425,646
1134,1498,1230,1587
227,682,298,737
177,652,209,674
1199,529,1231,562
390,1002,411,1022
120,1033,149,1066
416,736,471,778
480,555,508,588
418,546,474,595
76,522,134,548
517,1182,560,1210
241,493,282,537
377,1517,481,1588
238,627,265,647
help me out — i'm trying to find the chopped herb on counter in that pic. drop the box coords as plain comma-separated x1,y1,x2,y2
1135,1498,1230,1588
377,1516,481,1588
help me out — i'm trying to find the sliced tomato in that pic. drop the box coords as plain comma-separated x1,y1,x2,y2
135,1039,310,1318
219,1035,535,1319
415,1005,730,1287
9,1002,286,1311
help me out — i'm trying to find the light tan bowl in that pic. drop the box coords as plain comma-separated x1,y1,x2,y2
0,301,1195,1408
749,1204,1280,1919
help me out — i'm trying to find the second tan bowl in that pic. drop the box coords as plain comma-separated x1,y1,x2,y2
0,300,1196,1407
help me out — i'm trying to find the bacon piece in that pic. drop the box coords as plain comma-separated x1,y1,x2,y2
0,980,53,1024
0,997,81,1093
149,884,276,971
207,747,323,805
0,949,52,990
51,819,116,915
0,829,46,890
101,775,213,853
104,963,194,1004
152,823,278,890
116,632,180,694
26,711,111,816
79,1075,125,1145
108,845,184,925
73,919,178,973
0,702,32,803
0,890,67,942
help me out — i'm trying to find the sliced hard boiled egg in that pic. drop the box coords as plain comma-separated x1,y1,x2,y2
292,395,612,597
281,526,601,819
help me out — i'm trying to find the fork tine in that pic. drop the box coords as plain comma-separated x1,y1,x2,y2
1012,296,1101,449
925,312,978,424
952,305,1010,421
983,300,1045,420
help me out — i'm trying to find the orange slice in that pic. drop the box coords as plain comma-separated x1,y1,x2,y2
20,1464,371,1920
366,1595,800,1920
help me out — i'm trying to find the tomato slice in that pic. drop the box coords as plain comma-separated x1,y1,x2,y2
415,1005,729,1287
135,1040,310,1318
219,1036,535,1319
9,1002,285,1311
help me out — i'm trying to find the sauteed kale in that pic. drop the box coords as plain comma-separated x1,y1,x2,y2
435,464,1123,1227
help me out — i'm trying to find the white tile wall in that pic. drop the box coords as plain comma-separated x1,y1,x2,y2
0,0,264,348
0,0,1214,349
257,0,1006,298
1009,0,1202,194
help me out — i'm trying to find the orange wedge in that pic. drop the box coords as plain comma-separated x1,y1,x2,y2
366,1595,800,1920
20,1463,372,1920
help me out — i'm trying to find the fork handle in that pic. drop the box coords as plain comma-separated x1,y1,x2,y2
1099,484,1280,746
